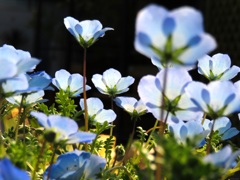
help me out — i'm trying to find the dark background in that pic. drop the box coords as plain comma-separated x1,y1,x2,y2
1,0,240,145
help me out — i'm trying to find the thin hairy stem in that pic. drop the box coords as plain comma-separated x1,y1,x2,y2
201,113,207,125
83,48,88,132
206,119,216,154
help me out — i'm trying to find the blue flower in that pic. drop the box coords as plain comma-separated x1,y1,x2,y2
138,68,203,123
30,112,96,144
43,150,106,180
203,117,239,141
185,81,240,118
198,53,240,81
80,97,116,124
6,90,46,106
0,158,30,180
134,4,216,68
92,68,135,97
169,119,208,146
52,69,91,97
64,17,113,48
203,145,240,170
0,44,40,82
114,96,147,118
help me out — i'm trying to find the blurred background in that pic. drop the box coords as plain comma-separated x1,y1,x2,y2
1,0,240,145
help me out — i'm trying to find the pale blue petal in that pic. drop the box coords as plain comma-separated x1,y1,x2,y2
220,65,240,81
68,74,83,92
2,74,28,93
158,68,192,100
116,76,135,94
114,97,137,113
214,117,231,134
184,81,208,112
221,128,239,141
203,145,232,167
64,16,80,39
83,98,104,116
17,57,40,73
179,33,217,65
95,109,116,123
202,119,212,131
79,20,102,41
134,4,168,59
102,68,121,88
151,57,164,70
185,120,203,137
0,61,17,81
93,27,114,41
211,53,231,75
52,69,70,90
92,74,108,94
26,90,45,104
30,111,49,128
198,55,211,76
48,115,78,137
225,149,240,169
170,6,203,48
0,158,30,180
68,132,96,144
84,154,106,179
138,75,162,109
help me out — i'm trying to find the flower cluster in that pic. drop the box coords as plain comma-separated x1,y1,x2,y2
0,3,240,180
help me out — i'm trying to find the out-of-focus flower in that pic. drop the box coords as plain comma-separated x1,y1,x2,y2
80,97,116,124
0,158,30,180
6,90,46,106
52,69,91,97
92,68,134,97
203,145,240,170
169,119,208,146
185,81,240,118
0,44,40,82
198,53,240,81
138,68,203,123
134,4,216,69
203,117,239,141
114,96,147,119
64,16,113,48
30,112,96,144
43,150,106,180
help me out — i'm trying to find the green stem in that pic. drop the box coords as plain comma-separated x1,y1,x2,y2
156,67,169,180
145,119,159,148
32,139,46,180
206,119,216,154
109,96,114,136
47,144,57,180
201,112,207,125
83,48,88,151
15,94,26,141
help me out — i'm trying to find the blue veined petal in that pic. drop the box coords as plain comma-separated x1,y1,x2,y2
0,158,30,180
197,55,212,77
114,96,137,113
221,128,239,141
52,69,70,90
116,76,135,94
214,117,231,135
80,98,104,116
162,17,176,36
201,89,210,104
179,125,188,140
79,20,103,42
187,35,201,47
84,154,106,179
210,53,231,76
30,111,50,129
220,65,240,81
64,16,80,39
92,74,108,95
67,132,96,144
93,27,114,42
94,109,116,123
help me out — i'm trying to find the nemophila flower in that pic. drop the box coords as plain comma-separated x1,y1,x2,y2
30,111,96,144
0,44,40,82
198,53,240,81
92,68,135,97
114,96,147,119
0,158,30,180
6,90,46,106
80,97,116,124
203,117,239,141
169,119,208,146
185,81,240,119
43,150,106,180
134,4,216,68
138,68,203,123
52,69,91,97
203,145,240,170
64,16,113,48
